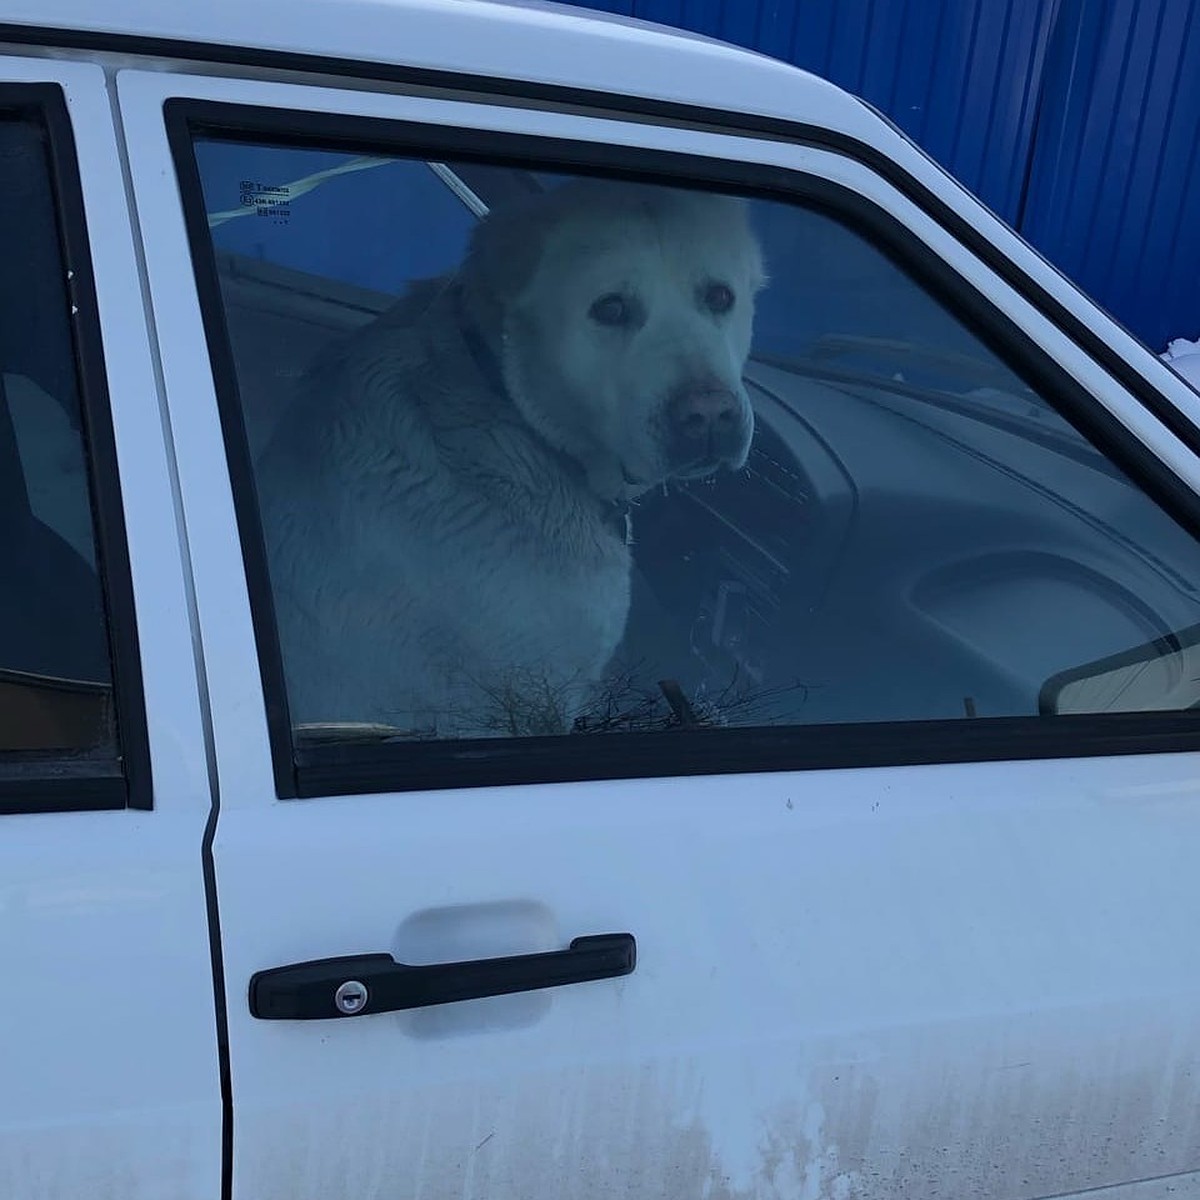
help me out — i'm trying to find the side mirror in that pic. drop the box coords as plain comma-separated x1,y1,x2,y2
1039,623,1200,715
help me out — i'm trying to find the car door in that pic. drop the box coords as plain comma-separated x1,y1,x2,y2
0,58,220,1199
120,64,1200,1200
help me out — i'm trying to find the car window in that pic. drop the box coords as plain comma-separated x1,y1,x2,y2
0,113,114,758
186,133,1200,760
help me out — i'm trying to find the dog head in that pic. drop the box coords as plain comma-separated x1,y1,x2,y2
460,179,766,501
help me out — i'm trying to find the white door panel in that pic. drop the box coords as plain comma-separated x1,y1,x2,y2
118,66,1200,1199
0,58,219,1200
209,759,1200,1198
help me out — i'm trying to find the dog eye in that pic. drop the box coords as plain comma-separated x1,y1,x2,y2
703,282,735,314
589,293,635,327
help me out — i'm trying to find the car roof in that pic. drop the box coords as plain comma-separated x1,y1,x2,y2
0,0,878,138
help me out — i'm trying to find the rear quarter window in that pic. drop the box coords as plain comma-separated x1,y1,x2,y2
0,93,145,810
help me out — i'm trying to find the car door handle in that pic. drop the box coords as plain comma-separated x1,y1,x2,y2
249,932,636,1020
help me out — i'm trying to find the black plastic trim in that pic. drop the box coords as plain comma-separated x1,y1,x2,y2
200,766,233,1200
166,100,1200,798
0,84,151,813
1,21,1195,455
0,766,125,815
165,104,297,798
292,714,1200,797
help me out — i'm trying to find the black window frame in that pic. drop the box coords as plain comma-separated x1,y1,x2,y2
166,97,1200,800
0,84,150,814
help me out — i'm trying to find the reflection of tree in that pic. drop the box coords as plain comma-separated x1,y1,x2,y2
434,659,812,738
297,662,815,743
570,662,813,734
466,664,583,738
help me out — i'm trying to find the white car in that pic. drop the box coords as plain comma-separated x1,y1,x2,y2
3,2,1200,1198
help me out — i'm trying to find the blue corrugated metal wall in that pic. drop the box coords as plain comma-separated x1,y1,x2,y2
1022,0,1200,349
565,0,1200,349
580,0,1060,225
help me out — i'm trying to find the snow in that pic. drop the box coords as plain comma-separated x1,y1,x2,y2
1161,336,1200,391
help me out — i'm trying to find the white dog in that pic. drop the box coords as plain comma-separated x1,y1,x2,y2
255,178,765,737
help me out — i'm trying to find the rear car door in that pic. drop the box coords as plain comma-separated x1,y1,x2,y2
122,66,1200,1199
0,59,220,1198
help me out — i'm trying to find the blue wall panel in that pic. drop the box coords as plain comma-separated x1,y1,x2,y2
560,0,1200,348
560,0,1060,224
1021,0,1200,348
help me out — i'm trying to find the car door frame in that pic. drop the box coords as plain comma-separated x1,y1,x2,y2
120,65,1200,809
111,60,1200,1200
0,54,221,1200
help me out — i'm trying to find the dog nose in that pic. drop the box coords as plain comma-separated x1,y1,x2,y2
668,384,740,440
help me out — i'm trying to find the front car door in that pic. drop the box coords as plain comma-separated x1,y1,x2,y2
122,56,1200,1200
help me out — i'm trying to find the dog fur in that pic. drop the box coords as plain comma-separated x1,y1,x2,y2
255,178,765,737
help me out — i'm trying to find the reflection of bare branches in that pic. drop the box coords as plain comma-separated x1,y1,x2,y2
569,660,814,735
304,659,817,742
380,659,596,738
469,665,580,738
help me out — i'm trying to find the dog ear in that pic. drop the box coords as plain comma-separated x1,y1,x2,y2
709,193,767,295
457,179,627,341
457,200,549,348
